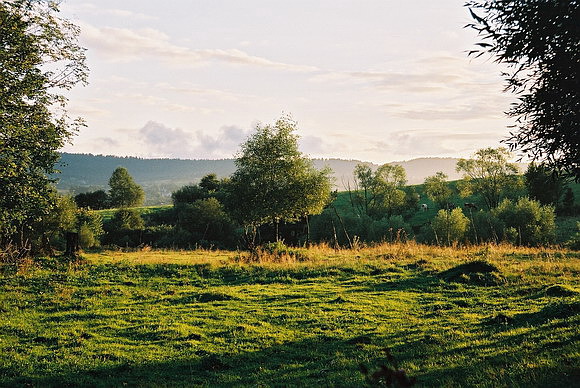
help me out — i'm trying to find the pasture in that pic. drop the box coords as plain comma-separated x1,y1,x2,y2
1,244,578,387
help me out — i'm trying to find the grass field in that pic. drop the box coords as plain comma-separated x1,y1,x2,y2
97,205,172,222
1,244,578,387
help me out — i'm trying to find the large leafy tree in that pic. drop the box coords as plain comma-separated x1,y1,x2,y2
465,1,579,179
456,147,520,210
108,167,145,208
227,116,332,244
0,0,87,253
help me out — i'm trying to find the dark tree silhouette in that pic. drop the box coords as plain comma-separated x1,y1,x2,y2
465,1,579,179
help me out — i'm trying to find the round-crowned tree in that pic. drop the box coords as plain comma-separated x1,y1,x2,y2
227,116,332,244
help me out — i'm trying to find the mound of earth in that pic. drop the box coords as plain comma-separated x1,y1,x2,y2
440,260,502,286
545,285,578,297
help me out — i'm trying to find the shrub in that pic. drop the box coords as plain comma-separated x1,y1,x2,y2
492,197,556,246
110,209,145,230
171,185,207,205
431,208,470,245
74,190,109,210
76,208,104,249
102,209,145,247
176,198,236,248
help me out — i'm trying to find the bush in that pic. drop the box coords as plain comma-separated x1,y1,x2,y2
76,209,104,249
110,209,145,230
102,209,145,247
432,208,470,245
492,197,556,246
175,198,236,248
172,185,207,205
74,190,109,210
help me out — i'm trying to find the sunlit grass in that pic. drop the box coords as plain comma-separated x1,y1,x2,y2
1,243,578,387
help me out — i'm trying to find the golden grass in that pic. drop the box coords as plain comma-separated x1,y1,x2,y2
82,242,579,282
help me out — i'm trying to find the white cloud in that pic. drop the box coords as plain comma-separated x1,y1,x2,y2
79,23,319,72
112,92,222,115
66,3,156,21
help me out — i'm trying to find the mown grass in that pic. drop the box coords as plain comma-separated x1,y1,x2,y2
1,244,578,387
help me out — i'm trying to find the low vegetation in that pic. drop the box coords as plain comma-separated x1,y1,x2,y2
1,244,578,387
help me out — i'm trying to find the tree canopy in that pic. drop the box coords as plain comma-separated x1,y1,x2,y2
352,163,407,218
0,0,87,253
465,0,579,179
456,147,520,210
109,167,145,208
424,172,453,210
227,116,332,242
524,163,565,207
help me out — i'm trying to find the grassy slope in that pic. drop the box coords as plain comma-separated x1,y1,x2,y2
98,205,172,222
1,245,578,387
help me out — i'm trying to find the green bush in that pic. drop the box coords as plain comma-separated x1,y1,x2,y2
76,209,104,249
492,197,556,246
432,208,470,245
110,209,145,230
175,198,236,248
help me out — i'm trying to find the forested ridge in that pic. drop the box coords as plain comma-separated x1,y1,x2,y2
55,152,477,191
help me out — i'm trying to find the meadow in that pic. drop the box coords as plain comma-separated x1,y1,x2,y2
1,244,578,387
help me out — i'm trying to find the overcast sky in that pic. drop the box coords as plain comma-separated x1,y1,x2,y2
60,0,515,163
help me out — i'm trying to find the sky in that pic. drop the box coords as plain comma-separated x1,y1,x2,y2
59,0,516,164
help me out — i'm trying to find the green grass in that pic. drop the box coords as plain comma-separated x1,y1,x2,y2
97,205,172,221
1,244,578,387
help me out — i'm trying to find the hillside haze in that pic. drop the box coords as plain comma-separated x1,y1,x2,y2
54,153,470,204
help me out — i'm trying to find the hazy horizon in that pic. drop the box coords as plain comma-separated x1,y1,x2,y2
60,1,514,164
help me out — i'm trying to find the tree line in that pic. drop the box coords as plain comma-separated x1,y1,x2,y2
64,139,578,252
1,0,578,258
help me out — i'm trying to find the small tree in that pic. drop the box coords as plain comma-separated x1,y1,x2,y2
199,173,220,193
109,167,145,208
76,209,104,249
561,187,576,216
424,172,453,209
432,208,470,246
172,185,206,205
456,147,520,210
227,116,332,244
176,198,235,247
352,163,407,218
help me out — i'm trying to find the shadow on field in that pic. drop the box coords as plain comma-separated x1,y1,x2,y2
4,329,578,388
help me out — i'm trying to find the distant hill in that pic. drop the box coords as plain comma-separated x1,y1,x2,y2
53,153,524,204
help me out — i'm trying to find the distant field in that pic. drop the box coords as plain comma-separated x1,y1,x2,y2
1,244,578,387
97,205,172,221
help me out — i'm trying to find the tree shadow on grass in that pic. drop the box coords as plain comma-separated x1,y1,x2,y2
4,324,578,388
